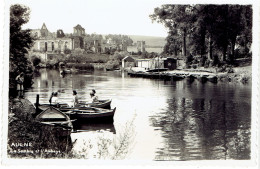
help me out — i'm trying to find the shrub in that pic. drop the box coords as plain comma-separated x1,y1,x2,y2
74,63,94,70
31,56,41,67
64,48,71,54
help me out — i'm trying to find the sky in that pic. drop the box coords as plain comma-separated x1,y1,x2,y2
7,0,174,37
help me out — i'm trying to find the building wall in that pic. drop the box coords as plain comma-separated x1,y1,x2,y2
137,41,145,52
31,38,74,52
137,60,150,69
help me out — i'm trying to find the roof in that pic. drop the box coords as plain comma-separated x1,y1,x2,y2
122,56,135,62
41,23,48,30
74,24,85,30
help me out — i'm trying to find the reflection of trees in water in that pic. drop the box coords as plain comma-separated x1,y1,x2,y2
150,97,251,160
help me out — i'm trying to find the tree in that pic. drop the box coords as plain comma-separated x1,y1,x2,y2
10,4,35,89
151,4,252,65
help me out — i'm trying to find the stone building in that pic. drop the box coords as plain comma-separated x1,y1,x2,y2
137,41,145,53
73,24,85,36
30,23,83,53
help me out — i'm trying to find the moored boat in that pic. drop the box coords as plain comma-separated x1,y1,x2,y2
77,99,112,109
146,68,168,72
63,107,116,123
35,107,74,136
207,75,218,83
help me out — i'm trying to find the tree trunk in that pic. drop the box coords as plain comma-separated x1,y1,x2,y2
230,39,236,57
200,28,206,57
208,35,213,60
182,29,187,56
222,45,227,62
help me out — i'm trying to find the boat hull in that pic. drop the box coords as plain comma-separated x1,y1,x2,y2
77,99,112,109
65,107,116,123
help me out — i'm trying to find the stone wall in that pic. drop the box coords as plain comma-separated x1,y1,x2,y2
31,38,74,52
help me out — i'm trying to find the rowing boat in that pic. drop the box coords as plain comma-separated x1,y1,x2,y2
35,107,74,136
63,107,116,123
77,99,112,109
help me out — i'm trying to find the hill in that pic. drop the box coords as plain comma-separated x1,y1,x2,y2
127,35,166,47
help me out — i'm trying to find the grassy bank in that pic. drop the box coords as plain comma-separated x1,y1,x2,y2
8,99,73,158
218,65,252,84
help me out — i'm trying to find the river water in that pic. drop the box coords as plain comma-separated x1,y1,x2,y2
24,69,251,160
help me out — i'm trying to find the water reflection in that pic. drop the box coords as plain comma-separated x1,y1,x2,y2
23,69,251,160
73,122,116,134
151,98,251,160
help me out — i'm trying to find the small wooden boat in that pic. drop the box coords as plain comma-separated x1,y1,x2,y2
186,74,196,83
170,74,185,81
35,107,74,136
207,75,218,83
63,107,116,123
77,99,112,109
146,68,168,72
197,75,208,83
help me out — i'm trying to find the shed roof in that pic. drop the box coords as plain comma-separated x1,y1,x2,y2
122,56,135,62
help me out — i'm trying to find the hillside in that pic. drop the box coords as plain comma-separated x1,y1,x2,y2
127,35,166,47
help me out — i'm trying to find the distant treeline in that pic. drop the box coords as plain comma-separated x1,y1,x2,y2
150,5,252,66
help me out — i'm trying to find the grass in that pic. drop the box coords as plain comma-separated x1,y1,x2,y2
8,98,136,159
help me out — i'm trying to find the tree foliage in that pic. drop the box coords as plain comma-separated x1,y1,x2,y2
150,5,252,65
10,4,35,88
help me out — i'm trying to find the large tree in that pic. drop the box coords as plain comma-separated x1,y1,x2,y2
150,4,252,65
10,4,34,89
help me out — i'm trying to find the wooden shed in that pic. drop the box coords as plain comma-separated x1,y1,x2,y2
122,56,135,68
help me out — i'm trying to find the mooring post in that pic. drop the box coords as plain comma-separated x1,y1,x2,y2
36,94,39,114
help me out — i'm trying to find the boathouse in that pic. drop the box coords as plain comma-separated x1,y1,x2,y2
164,58,177,70
122,56,135,69
136,59,151,70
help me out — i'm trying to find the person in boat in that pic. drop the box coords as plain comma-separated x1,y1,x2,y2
90,89,99,103
72,90,79,107
15,72,24,98
49,92,59,104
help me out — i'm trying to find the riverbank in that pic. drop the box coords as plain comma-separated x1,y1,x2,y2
127,65,252,84
8,98,73,158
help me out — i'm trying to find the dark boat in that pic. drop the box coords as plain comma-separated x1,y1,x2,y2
146,68,168,72
169,74,185,81
63,107,116,123
207,75,218,83
77,99,112,109
197,75,208,83
35,107,74,136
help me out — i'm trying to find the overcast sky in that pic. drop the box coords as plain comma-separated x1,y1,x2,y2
8,0,175,37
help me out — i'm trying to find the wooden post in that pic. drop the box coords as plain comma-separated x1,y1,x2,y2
36,94,39,114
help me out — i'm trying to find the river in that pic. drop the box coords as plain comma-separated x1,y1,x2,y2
24,69,251,160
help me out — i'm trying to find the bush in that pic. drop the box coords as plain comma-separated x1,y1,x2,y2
74,63,94,70
31,56,41,67
64,48,71,54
